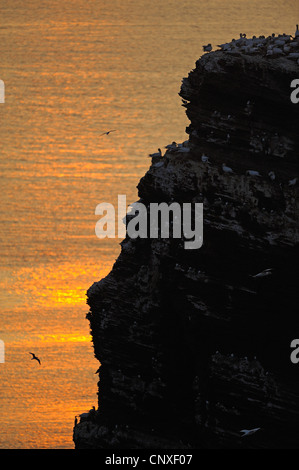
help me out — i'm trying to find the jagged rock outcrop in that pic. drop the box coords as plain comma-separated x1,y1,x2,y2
73,35,299,449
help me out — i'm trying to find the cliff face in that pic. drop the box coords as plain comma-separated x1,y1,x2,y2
73,40,299,449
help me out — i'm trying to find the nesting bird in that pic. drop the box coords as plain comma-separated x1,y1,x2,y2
203,43,212,53
251,268,273,279
246,170,261,177
222,163,234,174
165,141,176,149
201,154,209,163
216,28,299,61
149,148,162,158
288,177,297,186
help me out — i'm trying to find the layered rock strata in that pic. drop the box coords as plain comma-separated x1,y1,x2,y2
73,35,299,449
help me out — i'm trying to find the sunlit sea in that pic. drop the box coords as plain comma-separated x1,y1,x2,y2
0,0,297,449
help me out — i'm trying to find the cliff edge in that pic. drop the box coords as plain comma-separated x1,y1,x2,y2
73,32,299,449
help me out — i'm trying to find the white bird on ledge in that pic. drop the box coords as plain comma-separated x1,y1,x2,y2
222,163,233,174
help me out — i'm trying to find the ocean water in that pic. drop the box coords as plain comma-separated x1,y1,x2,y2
0,0,297,449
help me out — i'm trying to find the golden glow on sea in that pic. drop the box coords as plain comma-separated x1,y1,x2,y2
0,0,296,450
37,333,91,343
1,263,112,309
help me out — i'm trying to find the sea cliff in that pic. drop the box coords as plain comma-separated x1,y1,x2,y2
73,33,299,449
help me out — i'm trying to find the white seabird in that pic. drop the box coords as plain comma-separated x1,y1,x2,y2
177,147,190,153
274,39,286,47
240,428,261,438
165,142,177,150
201,154,209,163
222,163,234,174
268,171,275,181
272,47,284,55
288,177,297,186
251,268,273,279
153,161,164,168
218,43,231,51
246,170,261,177
203,43,212,52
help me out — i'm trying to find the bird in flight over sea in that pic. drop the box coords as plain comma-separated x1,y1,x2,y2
29,352,41,365
99,130,117,136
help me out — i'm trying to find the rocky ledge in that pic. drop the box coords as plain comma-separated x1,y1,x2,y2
73,32,299,449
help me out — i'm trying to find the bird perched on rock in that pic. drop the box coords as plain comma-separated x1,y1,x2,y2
203,43,212,52
288,52,299,58
289,177,297,186
246,170,261,177
153,161,164,168
222,163,234,174
29,352,41,365
250,268,273,279
149,148,162,158
165,142,177,150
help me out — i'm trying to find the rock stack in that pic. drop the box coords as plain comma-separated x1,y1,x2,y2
73,31,299,449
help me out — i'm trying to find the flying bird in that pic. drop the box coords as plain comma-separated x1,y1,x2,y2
240,427,261,437
100,130,117,136
29,352,41,365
